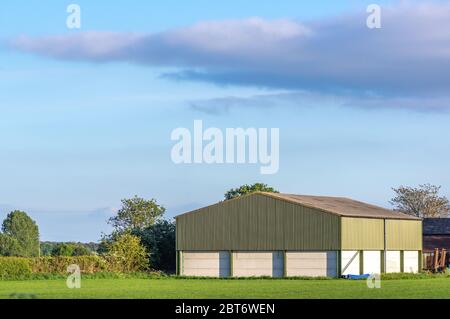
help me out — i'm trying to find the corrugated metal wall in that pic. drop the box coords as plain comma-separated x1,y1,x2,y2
176,194,423,252
341,217,422,250
341,217,384,250
176,193,341,251
386,220,422,250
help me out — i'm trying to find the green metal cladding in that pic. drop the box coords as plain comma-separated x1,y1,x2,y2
176,193,341,251
175,193,422,251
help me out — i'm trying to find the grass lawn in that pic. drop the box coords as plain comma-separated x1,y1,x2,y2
0,277,449,299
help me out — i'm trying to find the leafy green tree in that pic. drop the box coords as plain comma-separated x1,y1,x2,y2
224,183,279,200
97,236,112,255
39,242,54,256
135,220,176,272
2,211,40,257
72,244,92,256
51,243,75,256
0,233,22,256
51,243,92,256
108,196,166,233
41,241,97,256
107,233,149,272
390,184,450,218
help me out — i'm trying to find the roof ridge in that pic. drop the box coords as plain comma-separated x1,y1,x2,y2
258,192,420,220
175,191,421,220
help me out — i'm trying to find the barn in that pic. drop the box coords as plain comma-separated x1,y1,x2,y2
175,192,422,277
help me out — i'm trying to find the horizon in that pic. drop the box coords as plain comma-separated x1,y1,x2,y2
1,0,450,242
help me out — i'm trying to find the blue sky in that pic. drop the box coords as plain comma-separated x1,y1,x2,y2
1,1,450,242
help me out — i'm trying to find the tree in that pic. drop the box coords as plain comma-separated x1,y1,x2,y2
224,183,279,200
2,211,40,257
135,220,176,272
390,184,450,218
51,243,75,256
72,244,92,256
0,233,22,256
107,233,149,272
43,242,93,257
39,242,54,256
108,196,166,233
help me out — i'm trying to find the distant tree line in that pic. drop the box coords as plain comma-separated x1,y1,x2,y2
40,241,99,256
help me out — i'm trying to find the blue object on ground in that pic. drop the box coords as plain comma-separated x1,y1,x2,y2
342,274,371,279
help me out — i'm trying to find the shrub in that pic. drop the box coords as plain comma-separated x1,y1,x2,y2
0,257,32,279
106,233,149,272
29,256,110,274
0,254,149,280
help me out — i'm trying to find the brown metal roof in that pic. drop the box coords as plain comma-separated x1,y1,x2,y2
176,191,421,220
261,192,421,220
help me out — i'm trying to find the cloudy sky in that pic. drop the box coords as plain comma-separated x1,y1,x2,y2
1,0,450,241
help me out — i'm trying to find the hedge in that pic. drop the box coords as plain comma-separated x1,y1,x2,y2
0,256,147,280
0,257,32,279
29,256,110,274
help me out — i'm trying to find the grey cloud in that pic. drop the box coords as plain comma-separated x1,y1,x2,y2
189,91,450,115
189,95,279,115
9,3,450,102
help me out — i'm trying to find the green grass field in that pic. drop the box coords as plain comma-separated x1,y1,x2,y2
1,277,449,299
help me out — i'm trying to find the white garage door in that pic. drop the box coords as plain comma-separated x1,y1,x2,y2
286,251,337,277
363,251,381,274
403,251,419,273
233,252,283,277
182,251,230,277
341,251,360,275
386,251,401,273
